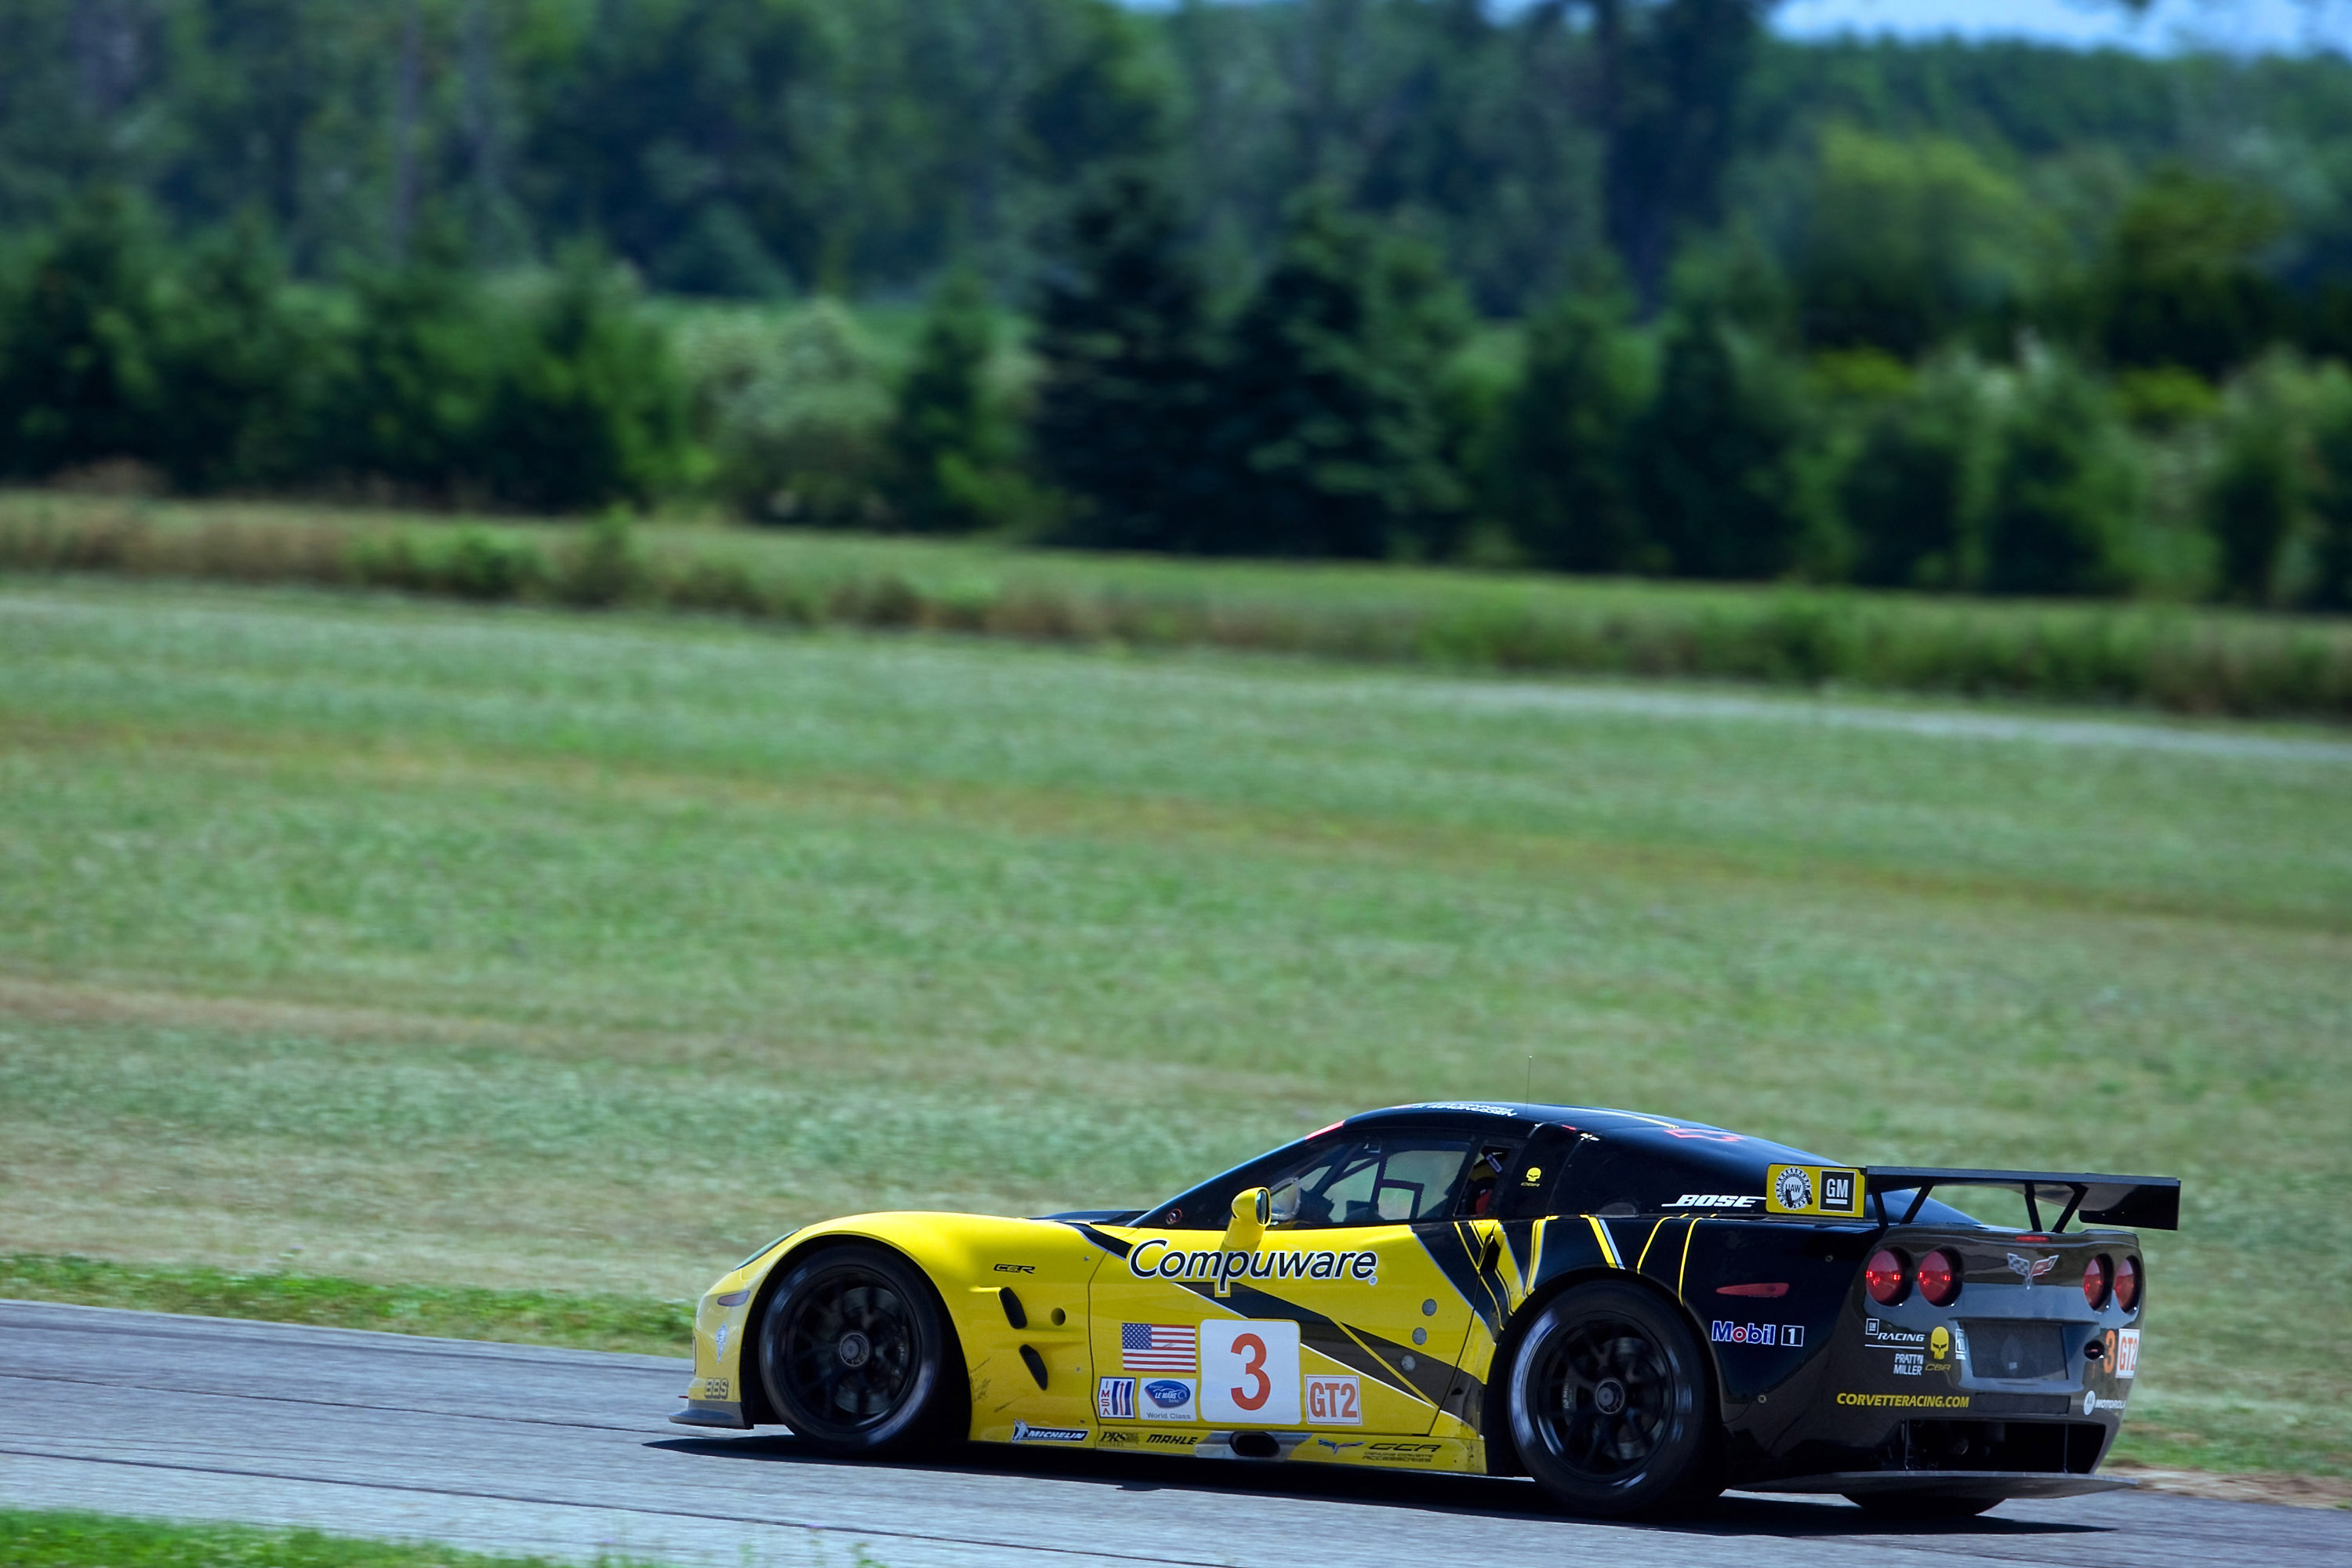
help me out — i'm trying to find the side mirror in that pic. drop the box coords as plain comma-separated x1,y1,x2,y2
1224,1186,1270,1249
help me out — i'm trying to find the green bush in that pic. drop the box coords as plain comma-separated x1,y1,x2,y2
325,253,505,499
328,252,685,512
478,256,689,512
885,270,1031,533
2096,169,2288,380
2194,352,2352,606
1839,354,1997,590
1494,289,1653,572
1981,354,2136,596
1633,303,1813,579
149,221,328,492
0,191,173,480
1793,126,2051,358
674,299,893,522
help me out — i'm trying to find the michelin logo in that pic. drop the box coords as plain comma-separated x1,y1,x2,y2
1011,1421,1090,1444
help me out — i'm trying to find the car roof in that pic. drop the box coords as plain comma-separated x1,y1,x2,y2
1345,1102,1837,1171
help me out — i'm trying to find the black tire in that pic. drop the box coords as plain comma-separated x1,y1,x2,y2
1843,1492,2002,1519
755,1242,967,1457
1508,1280,1721,1519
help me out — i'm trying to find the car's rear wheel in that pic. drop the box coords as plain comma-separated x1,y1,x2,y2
756,1242,967,1457
1508,1280,1721,1518
1843,1492,2001,1519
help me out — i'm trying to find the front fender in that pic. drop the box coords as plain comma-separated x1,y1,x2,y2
687,1212,1109,1438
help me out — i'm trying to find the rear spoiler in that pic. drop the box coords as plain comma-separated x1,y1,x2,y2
1865,1167,2181,1232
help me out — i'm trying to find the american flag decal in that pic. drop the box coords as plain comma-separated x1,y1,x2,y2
1121,1322,1198,1372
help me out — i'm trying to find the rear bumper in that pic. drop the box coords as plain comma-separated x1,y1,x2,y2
1745,1470,2136,1501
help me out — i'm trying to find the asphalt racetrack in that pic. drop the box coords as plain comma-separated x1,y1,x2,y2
3,1301,2344,1568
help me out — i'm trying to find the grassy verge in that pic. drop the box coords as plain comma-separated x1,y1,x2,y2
0,577,2343,1479
0,1255,689,1357
4,491,2350,719
0,1512,663,1568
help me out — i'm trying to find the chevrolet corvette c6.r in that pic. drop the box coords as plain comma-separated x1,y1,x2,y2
673,1103,2177,1519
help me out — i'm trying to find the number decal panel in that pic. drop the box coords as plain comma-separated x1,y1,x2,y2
1200,1319,1301,1425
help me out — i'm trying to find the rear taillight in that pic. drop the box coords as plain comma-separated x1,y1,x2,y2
1865,1247,1911,1305
1918,1248,1962,1307
2114,1254,2141,1312
2082,1254,2112,1308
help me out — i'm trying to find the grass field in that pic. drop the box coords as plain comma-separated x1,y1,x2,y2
0,575,2347,1477
7,491,2352,719
0,1511,672,1568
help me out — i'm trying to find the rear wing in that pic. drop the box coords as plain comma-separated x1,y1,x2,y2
1864,1167,2181,1232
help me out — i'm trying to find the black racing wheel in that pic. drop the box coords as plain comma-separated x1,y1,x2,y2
756,1242,967,1456
1843,1492,2002,1519
1508,1280,1721,1518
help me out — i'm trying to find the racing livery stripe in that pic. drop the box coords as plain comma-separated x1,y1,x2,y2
1502,1218,1538,1295
1415,1224,1506,1340
1676,1217,1699,1296
1634,1218,1668,1272
1067,1223,1133,1258
1584,1214,1623,1269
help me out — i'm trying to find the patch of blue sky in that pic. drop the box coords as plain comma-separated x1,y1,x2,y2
1773,0,2352,55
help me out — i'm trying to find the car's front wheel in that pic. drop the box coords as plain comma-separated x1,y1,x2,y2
756,1241,967,1457
1508,1280,1721,1518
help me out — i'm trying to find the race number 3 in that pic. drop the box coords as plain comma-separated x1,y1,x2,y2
1200,1319,1301,1425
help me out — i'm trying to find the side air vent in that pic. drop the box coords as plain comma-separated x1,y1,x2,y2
1018,1345,1049,1390
999,1287,1027,1329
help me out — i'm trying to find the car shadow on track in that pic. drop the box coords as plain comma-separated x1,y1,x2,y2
648,1436,2103,1539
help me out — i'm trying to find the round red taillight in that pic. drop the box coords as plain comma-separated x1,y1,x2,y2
1864,1247,1911,1306
2082,1254,2112,1309
2113,1254,2141,1312
1918,1248,1962,1307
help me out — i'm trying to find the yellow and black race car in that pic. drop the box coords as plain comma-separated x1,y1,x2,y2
673,1102,2177,1519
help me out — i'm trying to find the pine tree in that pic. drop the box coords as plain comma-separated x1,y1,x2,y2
1031,165,1213,550
1496,288,1652,572
1200,191,1465,558
1840,360,1995,590
885,269,1017,534
1981,359,2132,597
1632,303,1808,579
0,191,170,478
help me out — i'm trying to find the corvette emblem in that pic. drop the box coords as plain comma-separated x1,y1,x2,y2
2005,1252,2057,1285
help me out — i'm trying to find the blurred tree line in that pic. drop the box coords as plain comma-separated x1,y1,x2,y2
6,0,2352,604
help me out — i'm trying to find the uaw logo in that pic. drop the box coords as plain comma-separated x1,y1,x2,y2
2005,1252,2057,1287
1773,1168,1813,1210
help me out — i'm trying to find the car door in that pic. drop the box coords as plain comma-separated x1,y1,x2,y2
1087,1131,1486,1444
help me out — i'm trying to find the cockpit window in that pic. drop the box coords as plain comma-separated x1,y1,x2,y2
1269,1137,1472,1228
1455,1143,1514,1218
